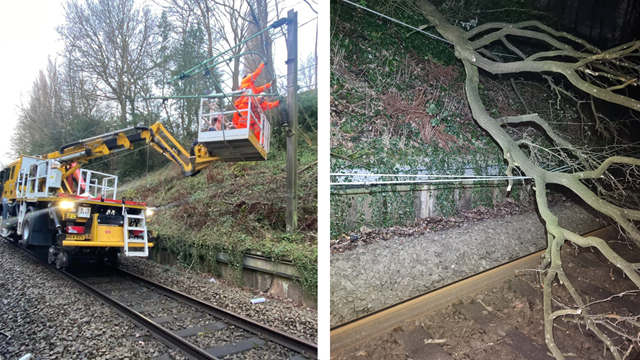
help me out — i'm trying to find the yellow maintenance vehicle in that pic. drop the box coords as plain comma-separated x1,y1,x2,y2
0,97,272,269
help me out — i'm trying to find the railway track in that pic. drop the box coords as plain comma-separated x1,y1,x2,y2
330,226,640,359
5,241,317,360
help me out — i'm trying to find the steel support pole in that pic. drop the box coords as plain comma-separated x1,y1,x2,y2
285,10,299,233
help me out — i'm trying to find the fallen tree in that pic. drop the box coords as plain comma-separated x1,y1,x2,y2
415,1,640,359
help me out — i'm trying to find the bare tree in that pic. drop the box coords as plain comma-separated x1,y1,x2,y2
416,1,640,358
12,54,110,159
299,53,316,90
154,2,211,138
162,0,198,43
58,0,159,125
61,47,101,121
11,59,64,156
202,0,252,91
245,0,275,86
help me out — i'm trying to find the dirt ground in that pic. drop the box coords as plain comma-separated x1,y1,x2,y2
331,199,605,326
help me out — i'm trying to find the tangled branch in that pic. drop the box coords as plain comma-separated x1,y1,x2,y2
416,1,640,358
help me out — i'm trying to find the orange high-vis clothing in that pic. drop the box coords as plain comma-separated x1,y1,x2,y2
249,98,280,140
232,97,250,130
65,162,86,193
234,95,250,110
239,63,265,91
250,118,262,141
252,82,271,94
232,94,262,130
258,98,279,111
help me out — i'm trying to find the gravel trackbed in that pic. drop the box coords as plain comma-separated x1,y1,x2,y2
0,240,180,360
330,200,604,326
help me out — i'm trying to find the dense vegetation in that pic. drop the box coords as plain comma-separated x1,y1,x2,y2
330,0,569,236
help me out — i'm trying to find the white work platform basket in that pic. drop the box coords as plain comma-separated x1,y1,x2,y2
197,97,271,162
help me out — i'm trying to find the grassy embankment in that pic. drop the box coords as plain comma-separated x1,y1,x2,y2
120,142,318,298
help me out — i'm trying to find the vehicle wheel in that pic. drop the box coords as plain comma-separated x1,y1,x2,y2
56,252,68,270
48,248,56,265
105,250,120,268
19,218,31,247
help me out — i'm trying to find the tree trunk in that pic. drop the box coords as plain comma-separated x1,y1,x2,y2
245,0,274,88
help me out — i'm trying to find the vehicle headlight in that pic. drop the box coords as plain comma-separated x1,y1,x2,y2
60,201,75,209
146,208,155,217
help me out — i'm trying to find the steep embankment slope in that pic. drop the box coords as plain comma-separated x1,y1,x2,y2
120,146,318,297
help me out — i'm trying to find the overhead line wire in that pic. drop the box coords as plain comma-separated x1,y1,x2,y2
330,173,532,186
339,0,452,45
330,177,530,186
270,16,317,42
210,16,317,88
83,145,151,170
332,173,529,178
217,64,315,85
165,16,317,99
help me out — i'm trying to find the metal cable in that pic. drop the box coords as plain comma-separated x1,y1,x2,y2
217,64,316,91
83,145,150,170
330,176,530,186
331,173,528,178
339,0,453,45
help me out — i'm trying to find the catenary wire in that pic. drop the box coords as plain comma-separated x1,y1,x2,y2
339,0,452,45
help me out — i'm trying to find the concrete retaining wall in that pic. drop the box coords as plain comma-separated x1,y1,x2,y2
334,181,532,228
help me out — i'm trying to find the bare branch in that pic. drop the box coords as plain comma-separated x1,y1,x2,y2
465,20,601,54
415,2,640,358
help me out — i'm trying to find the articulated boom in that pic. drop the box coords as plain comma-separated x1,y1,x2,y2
38,122,220,181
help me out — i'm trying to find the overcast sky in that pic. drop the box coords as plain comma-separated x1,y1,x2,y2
0,0,317,166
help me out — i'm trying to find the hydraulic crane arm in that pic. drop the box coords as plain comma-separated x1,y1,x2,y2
47,122,221,177
45,131,134,163
137,123,220,177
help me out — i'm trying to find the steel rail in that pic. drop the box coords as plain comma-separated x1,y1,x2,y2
4,240,317,359
329,225,616,358
117,268,318,359
5,242,218,360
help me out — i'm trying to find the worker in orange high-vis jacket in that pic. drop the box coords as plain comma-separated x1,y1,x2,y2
233,62,275,132
239,62,268,92
252,81,272,94
249,97,280,141
258,97,280,111
239,63,273,95
232,94,252,130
